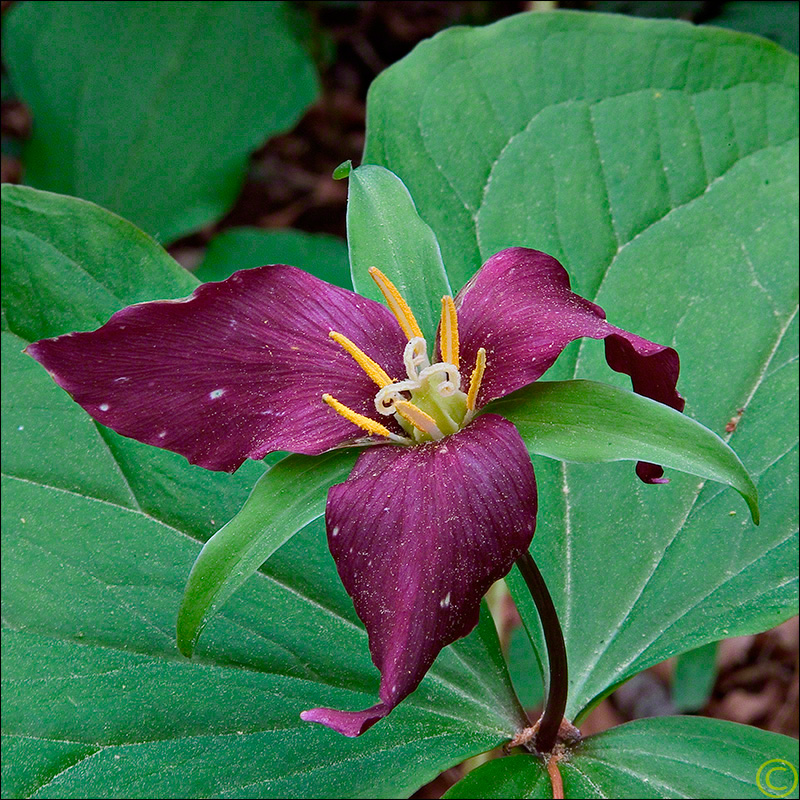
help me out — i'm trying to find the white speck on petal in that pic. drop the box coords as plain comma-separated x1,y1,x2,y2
332,526,339,536
209,389,225,399
99,403,110,411
158,431,167,438
440,592,451,608
114,376,129,382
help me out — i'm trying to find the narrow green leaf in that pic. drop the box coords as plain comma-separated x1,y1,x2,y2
445,716,800,799
2,1,318,243
177,449,359,657
346,164,451,343
492,380,759,523
672,641,719,713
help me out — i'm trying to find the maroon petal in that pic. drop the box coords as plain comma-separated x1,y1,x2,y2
456,248,684,483
26,266,408,471
301,414,537,736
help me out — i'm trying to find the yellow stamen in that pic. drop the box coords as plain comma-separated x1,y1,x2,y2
395,400,444,441
329,331,392,388
323,394,408,443
439,295,459,368
368,267,424,341
466,348,487,412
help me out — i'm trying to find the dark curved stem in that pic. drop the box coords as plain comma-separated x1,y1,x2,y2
515,551,568,754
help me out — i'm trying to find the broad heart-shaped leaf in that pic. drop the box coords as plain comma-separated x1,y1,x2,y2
194,228,352,289
365,10,798,721
2,1,318,244
345,163,452,344
444,716,800,799
1,185,527,798
490,380,758,522
177,449,359,657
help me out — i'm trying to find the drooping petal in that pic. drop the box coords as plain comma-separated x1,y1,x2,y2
455,248,684,483
26,265,409,471
301,414,537,736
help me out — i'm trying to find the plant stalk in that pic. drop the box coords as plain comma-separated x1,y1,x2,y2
515,551,568,754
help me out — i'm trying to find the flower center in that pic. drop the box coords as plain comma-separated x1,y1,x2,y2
323,269,486,445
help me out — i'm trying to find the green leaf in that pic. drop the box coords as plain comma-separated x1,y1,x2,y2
2,186,527,797
366,9,798,721
194,228,351,288
712,2,799,55
177,449,359,657
444,716,800,799
507,626,544,711
672,641,719,713
2,1,318,243
346,164,451,344
491,380,759,523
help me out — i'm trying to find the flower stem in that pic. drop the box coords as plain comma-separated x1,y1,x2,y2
515,551,568,754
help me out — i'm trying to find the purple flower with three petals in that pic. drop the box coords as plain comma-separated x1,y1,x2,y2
26,246,683,737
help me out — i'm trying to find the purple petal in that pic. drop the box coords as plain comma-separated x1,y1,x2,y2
302,414,537,736
456,248,684,484
26,266,408,471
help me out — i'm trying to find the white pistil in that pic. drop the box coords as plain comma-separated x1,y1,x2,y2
395,401,444,441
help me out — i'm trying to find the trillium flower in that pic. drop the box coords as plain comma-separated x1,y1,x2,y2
26,246,682,737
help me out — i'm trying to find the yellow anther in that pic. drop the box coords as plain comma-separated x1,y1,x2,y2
439,295,459,368
466,348,487,412
329,331,392,388
368,267,424,341
395,400,444,441
323,394,409,443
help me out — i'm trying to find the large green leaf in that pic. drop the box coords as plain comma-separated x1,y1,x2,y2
2,1,318,243
1,186,527,798
444,716,800,799
366,10,798,721
345,163,452,344
490,379,758,522
194,228,351,288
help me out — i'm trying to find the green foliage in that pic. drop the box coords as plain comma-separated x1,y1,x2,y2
672,641,719,712
1,185,526,798
444,717,800,799
177,450,359,657
713,2,799,55
3,8,799,798
507,626,545,710
366,9,798,734
2,1,318,244
194,228,351,288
